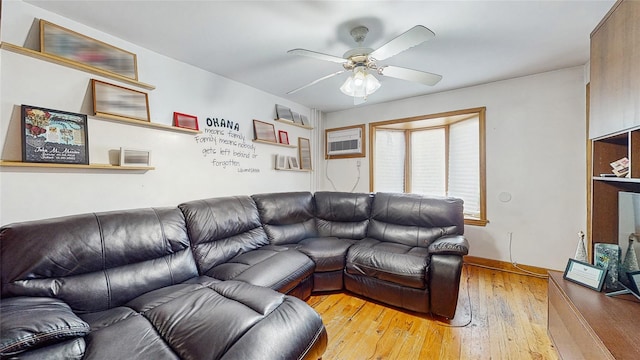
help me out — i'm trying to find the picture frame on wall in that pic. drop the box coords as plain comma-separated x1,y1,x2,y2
275,104,293,122
40,20,138,80
253,119,277,143
278,130,289,145
92,79,150,122
275,154,288,170
119,147,151,167
288,156,299,169
298,137,312,170
21,104,89,165
173,112,199,130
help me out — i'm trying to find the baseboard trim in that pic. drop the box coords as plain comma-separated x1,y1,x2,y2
464,255,550,277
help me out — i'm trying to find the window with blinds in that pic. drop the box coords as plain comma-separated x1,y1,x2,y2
370,108,486,225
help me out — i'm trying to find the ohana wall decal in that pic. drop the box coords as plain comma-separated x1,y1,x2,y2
195,117,260,173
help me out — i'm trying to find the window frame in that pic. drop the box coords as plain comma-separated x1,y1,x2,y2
369,107,487,226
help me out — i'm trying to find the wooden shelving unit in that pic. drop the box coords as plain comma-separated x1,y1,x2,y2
0,42,155,90
0,161,154,171
275,168,311,172
275,118,313,130
252,139,296,148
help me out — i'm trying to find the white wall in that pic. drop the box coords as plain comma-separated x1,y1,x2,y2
323,67,587,271
0,1,313,225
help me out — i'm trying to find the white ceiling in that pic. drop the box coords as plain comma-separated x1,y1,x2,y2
23,0,615,113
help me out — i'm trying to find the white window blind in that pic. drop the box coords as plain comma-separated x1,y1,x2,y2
410,128,446,197
448,118,480,217
374,130,405,192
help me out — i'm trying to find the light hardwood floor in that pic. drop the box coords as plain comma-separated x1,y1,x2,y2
306,265,559,360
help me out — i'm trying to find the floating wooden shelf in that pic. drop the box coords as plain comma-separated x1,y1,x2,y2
0,161,154,171
252,139,296,148
0,42,156,90
275,118,313,130
93,113,201,134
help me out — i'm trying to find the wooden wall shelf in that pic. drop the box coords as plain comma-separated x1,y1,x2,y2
94,114,201,134
275,118,313,130
275,168,311,172
0,42,156,90
253,139,296,148
0,161,154,171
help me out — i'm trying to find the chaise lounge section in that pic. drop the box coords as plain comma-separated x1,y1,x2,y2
0,191,468,359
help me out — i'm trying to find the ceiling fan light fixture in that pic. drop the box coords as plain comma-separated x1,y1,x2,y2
339,66,381,99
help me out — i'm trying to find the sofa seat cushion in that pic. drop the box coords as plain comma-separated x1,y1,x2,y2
346,238,430,289
296,237,355,272
80,279,327,360
204,245,315,294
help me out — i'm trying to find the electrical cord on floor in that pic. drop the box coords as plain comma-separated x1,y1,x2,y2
436,264,473,328
508,232,549,279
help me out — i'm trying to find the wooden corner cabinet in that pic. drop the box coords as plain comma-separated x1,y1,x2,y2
548,271,640,360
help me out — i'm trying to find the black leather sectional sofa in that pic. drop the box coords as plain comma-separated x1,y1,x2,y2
0,191,469,359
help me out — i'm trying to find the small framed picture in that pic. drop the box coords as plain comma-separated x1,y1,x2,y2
627,270,640,295
276,104,293,122
278,130,289,145
253,120,277,143
292,111,302,125
173,112,199,130
21,105,89,164
119,147,151,167
92,79,150,122
275,154,288,170
298,137,312,170
563,258,607,291
288,156,299,169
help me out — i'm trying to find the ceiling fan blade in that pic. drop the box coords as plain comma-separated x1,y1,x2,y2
369,25,435,61
287,70,346,95
379,65,442,86
287,49,346,64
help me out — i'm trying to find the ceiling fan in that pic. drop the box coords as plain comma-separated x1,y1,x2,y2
286,25,442,103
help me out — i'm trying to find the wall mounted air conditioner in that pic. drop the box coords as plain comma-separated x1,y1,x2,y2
326,127,363,156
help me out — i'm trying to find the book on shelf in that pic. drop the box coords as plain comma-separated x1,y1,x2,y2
610,157,630,177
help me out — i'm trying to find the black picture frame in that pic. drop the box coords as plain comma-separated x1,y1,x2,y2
563,258,607,291
21,105,89,165
627,270,640,295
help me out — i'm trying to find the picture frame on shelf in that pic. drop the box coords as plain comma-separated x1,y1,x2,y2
40,20,138,80
275,154,288,170
253,119,277,143
173,112,199,130
292,111,302,124
627,270,640,295
92,79,150,122
278,130,289,145
298,137,312,170
300,115,309,126
276,104,293,122
119,147,151,167
288,156,299,169
21,105,89,165
563,258,607,292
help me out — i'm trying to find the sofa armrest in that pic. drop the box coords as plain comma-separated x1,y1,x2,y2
428,235,469,256
0,297,89,357
428,254,464,319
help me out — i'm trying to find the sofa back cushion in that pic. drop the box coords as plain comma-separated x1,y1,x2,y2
0,208,198,313
252,192,317,245
314,191,373,239
179,196,269,274
368,192,464,247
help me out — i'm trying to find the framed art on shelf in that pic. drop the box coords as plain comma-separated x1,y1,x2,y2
275,154,288,170
278,130,289,145
288,156,299,169
21,105,89,164
253,120,277,143
173,112,198,130
40,20,138,80
92,79,150,122
275,104,293,122
119,147,151,167
298,137,312,170
563,258,607,292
